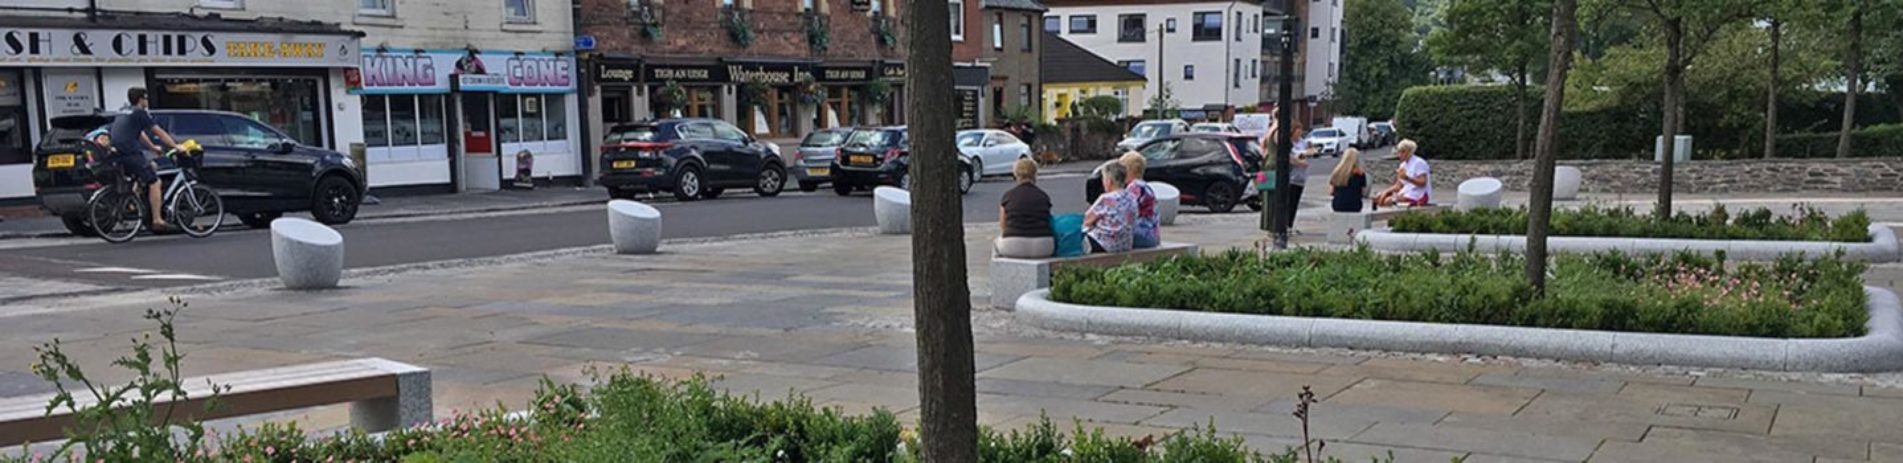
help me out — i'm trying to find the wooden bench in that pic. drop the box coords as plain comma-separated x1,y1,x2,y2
1327,205,1444,245
990,242,1200,309
0,358,430,445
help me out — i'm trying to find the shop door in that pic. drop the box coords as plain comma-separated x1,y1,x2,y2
460,93,501,191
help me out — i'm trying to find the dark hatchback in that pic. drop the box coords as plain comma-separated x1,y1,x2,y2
1085,134,1265,213
32,110,366,235
597,118,787,201
829,127,973,196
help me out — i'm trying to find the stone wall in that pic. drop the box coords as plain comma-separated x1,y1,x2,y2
1362,157,1903,195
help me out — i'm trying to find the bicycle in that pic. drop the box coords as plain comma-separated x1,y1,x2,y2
86,140,222,243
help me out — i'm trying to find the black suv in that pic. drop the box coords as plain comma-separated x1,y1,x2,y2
830,127,974,196
597,118,786,201
1086,134,1265,213
32,111,366,235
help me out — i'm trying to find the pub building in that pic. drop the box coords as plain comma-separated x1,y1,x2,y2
588,57,905,141
0,12,362,201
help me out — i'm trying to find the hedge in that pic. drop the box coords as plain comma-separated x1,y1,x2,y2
1391,85,1653,160
1389,205,1874,242
1774,124,1903,158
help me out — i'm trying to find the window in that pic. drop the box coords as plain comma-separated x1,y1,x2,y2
1118,14,1146,43
950,1,964,41
1020,83,1032,107
1165,17,1176,32
1183,65,1195,80
871,0,882,14
1234,11,1242,41
1069,15,1096,34
1335,27,1341,43
391,95,418,147
1117,60,1146,77
1250,59,1258,78
802,0,814,11
363,97,388,147
1191,12,1221,41
1251,13,1258,33
1021,16,1034,51
1112,88,1129,115
1310,27,1319,39
199,0,242,8
166,115,231,147
504,0,533,22
711,122,748,143
680,122,716,140
219,116,288,150
351,95,454,159
358,0,393,16
545,95,568,140
1044,15,1060,32
992,13,1004,50
1234,59,1242,88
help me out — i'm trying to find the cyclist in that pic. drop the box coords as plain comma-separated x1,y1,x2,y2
106,87,185,231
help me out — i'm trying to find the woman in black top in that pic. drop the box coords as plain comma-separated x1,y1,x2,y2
996,158,1055,257
1329,148,1369,213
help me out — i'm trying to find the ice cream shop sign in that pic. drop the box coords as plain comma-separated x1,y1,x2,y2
350,50,573,94
1,27,357,67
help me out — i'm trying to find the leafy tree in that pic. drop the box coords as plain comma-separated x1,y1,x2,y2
1336,0,1434,119
1428,0,1552,159
1758,0,1825,158
1826,0,1903,157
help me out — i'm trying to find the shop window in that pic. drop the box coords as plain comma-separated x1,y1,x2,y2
359,0,394,16
545,96,568,141
498,95,521,142
390,95,419,146
360,95,449,160
419,95,447,145
0,70,28,166
504,0,534,22
1118,14,1145,43
363,96,389,147
1192,12,1220,41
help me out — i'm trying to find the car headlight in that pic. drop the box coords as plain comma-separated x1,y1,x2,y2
340,155,357,169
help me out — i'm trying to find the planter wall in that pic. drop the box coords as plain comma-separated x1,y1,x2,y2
1016,287,1903,372
1364,157,1903,195
1354,224,1899,262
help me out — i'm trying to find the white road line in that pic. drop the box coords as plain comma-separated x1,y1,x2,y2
74,267,157,274
128,274,223,281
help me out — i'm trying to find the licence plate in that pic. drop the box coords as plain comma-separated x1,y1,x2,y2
46,154,75,169
850,155,874,165
612,160,638,169
806,167,830,177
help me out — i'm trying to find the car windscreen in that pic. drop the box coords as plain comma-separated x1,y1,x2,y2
845,129,897,148
1311,129,1342,138
956,132,985,147
1129,123,1170,139
1190,125,1221,133
605,126,661,144
801,130,848,147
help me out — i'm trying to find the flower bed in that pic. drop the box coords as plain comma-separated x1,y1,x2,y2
1050,248,1869,339
1389,205,1873,242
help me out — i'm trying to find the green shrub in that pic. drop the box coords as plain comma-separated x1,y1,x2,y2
1050,247,1869,339
1774,124,1903,158
1392,85,1653,160
1389,204,1872,242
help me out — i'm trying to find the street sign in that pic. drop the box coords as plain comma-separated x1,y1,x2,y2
574,35,597,51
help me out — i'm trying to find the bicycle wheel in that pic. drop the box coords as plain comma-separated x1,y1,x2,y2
171,184,223,238
87,189,145,244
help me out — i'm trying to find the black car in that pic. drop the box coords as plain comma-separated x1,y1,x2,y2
597,118,786,201
1368,122,1397,148
830,127,974,196
1086,134,1264,213
32,110,366,235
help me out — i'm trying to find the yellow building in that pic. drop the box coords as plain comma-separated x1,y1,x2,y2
1041,32,1148,123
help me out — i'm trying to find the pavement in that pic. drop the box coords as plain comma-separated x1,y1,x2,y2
3,188,1903,461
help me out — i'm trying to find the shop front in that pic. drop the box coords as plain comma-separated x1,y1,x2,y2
348,49,578,192
727,60,812,138
0,17,361,200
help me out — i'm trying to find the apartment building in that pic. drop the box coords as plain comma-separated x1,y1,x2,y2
1042,0,1263,121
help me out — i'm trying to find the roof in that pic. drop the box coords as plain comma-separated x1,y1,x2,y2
1041,33,1146,84
982,0,1050,11
0,11,360,36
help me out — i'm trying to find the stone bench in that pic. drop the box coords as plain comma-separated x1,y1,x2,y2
607,200,662,254
0,358,430,445
873,186,911,235
1153,182,1182,226
271,217,344,289
1327,205,1445,245
989,242,1199,309
1456,177,1504,211
1554,166,1582,200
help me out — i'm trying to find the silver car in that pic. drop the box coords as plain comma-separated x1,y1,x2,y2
1116,119,1188,152
792,128,852,191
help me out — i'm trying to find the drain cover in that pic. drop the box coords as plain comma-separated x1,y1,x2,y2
1658,403,1740,420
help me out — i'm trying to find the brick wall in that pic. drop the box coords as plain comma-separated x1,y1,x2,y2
582,0,907,62
1361,157,1903,195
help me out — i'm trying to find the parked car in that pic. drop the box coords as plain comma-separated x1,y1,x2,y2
831,127,974,196
1331,116,1369,148
1305,127,1350,156
1115,119,1189,152
955,128,1031,177
1086,133,1264,213
1190,122,1244,134
32,110,366,235
597,118,787,201
1368,121,1397,148
791,128,851,192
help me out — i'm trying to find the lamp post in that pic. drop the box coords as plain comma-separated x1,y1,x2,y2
1266,15,1298,248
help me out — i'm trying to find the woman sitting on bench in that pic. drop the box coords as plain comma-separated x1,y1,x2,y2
1084,163,1136,253
1372,139,1431,209
996,158,1055,258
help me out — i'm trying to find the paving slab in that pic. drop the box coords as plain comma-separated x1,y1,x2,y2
1468,373,1624,394
974,378,1118,400
1588,440,1810,463
979,358,1191,388
977,393,1170,425
1868,385,1903,399
1510,366,1695,386
1877,442,1903,463
1225,349,1370,366
810,345,1021,373
1693,376,1864,396
1517,390,1777,434
1349,422,1601,462
1144,408,1373,440
1327,379,1538,416
1145,368,1362,399
1313,441,1471,463
1256,399,1448,425
1757,390,1903,444
1098,388,1275,412
679,335,870,363
1637,427,1869,461
521,326,725,352
1435,412,1648,443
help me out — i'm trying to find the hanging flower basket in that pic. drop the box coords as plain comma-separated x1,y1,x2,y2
805,14,831,53
795,75,827,106
724,8,755,48
654,80,689,114
859,80,892,106
738,82,769,109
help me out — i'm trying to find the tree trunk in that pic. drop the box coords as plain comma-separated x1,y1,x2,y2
1514,64,1530,160
1764,19,1780,159
1837,1,1865,159
1656,19,1684,219
904,0,978,461
1527,0,1579,294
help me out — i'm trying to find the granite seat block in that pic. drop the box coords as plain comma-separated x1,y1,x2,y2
607,200,663,255
271,217,344,290
989,242,1198,309
873,187,911,235
1553,165,1582,200
1153,182,1182,226
1455,177,1504,211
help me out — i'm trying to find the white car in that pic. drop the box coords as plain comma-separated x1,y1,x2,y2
1305,127,1350,156
1116,119,1188,152
955,129,1032,177
1190,122,1243,134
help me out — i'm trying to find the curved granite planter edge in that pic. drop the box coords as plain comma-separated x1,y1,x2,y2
1015,287,1903,372
1353,224,1899,262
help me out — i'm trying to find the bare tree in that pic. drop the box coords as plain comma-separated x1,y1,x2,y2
1527,0,1580,292
904,0,978,461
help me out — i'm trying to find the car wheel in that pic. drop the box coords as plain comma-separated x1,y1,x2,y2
1204,182,1240,213
754,164,786,197
310,176,361,225
701,187,724,199
238,212,282,228
898,172,912,191
833,180,854,196
672,165,703,201
799,181,819,192
970,158,984,181
959,164,975,195
60,215,98,237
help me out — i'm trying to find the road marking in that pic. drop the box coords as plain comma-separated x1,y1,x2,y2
128,274,223,281
74,267,157,274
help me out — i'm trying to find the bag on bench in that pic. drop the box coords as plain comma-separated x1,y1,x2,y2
1052,213,1085,257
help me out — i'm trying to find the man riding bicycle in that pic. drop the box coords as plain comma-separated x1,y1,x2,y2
106,87,186,231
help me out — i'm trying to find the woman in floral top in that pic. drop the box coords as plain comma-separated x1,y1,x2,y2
1085,163,1137,253
1119,152,1160,249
